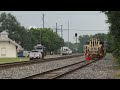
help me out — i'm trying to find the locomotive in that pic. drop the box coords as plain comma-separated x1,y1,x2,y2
84,38,106,60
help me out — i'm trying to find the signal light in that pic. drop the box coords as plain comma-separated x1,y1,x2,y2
75,33,77,37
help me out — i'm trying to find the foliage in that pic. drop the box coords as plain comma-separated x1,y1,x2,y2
0,12,64,52
78,33,108,53
103,11,120,58
29,28,64,52
64,42,78,53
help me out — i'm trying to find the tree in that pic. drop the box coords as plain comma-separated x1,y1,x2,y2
29,28,64,52
0,12,28,49
103,11,120,58
78,33,108,53
0,12,64,53
92,33,107,42
78,35,91,53
64,42,77,53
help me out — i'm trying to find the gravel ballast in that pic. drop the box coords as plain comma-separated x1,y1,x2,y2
60,54,117,79
0,56,84,79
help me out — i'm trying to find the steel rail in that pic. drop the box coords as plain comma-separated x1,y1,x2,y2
0,54,82,69
22,58,100,79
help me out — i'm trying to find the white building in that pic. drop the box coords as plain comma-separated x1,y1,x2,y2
0,30,22,58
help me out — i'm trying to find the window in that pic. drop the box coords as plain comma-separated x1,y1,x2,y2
1,48,6,56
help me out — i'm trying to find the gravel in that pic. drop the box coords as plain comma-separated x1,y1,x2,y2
0,56,84,79
60,54,117,79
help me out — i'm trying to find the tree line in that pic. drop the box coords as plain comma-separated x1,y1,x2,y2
103,11,120,60
0,12,64,53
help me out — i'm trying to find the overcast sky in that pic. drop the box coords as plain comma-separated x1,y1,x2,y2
0,11,109,43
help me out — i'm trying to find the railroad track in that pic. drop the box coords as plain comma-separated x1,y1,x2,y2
22,59,99,79
0,54,82,69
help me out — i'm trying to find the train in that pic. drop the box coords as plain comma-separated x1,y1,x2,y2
84,38,106,60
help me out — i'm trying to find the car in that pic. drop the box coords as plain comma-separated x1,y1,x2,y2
29,50,42,60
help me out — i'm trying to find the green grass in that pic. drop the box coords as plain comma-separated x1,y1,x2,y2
0,57,29,64
112,56,120,78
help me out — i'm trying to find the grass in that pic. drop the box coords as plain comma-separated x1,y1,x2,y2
114,72,120,77
0,57,29,64
112,56,120,78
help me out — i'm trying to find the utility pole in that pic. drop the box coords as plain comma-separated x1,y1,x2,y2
61,25,63,55
56,23,57,34
68,20,69,48
61,25,63,38
40,14,45,45
43,14,45,28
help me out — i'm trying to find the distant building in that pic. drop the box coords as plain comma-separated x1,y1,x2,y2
0,30,22,58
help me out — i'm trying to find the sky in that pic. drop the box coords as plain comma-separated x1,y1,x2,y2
0,11,109,43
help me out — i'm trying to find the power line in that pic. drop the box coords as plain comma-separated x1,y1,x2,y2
54,29,108,31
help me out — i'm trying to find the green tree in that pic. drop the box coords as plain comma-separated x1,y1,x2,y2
29,28,64,52
92,33,107,42
64,42,77,53
103,11,120,58
78,35,91,53
78,33,108,53
0,12,28,50
0,12,64,53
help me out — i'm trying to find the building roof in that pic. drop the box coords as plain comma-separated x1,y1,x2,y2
0,37,21,47
0,31,22,50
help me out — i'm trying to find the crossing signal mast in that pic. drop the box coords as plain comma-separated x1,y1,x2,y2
75,33,78,53
75,33,77,44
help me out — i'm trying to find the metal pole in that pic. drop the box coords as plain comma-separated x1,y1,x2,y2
56,23,57,34
76,34,77,53
43,14,45,29
61,25,62,38
40,27,41,44
68,20,69,48
41,14,45,45
61,25,63,55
